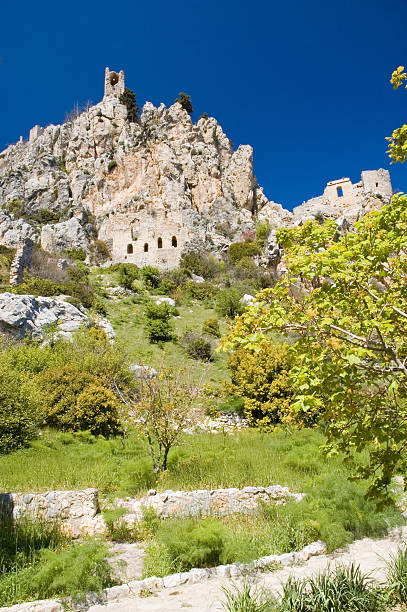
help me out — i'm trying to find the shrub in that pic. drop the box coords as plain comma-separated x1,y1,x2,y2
228,240,261,264
146,319,175,343
202,318,220,338
175,92,193,115
144,301,176,322
92,240,111,264
180,252,219,279
0,363,37,454
108,160,117,172
117,263,140,289
64,247,86,261
32,209,61,225
157,517,226,571
141,266,160,288
255,220,271,245
221,582,276,612
227,343,294,428
13,277,65,297
184,280,218,301
183,331,214,361
75,383,121,436
119,88,139,123
38,366,122,435
6,199,25,218
215,288,244,318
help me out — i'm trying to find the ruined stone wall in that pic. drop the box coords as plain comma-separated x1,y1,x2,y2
117,485,305,522
0,489,105,538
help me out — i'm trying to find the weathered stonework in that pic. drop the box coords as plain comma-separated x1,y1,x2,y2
0,489,105,538
116,485,305,523
9,237,33,285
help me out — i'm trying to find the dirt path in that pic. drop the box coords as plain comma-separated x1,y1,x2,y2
89,527,407,611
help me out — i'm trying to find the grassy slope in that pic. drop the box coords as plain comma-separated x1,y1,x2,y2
95,269,229,387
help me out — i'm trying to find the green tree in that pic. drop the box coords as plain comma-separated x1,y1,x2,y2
221,194,407,498
227,343,296,429
117,361,203,472
119,88,139,122
386,66,407,163
0,362,37,453
175,92,193,115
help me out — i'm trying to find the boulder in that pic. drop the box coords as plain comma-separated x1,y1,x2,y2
0,292,88,339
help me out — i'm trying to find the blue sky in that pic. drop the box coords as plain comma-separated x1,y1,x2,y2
1,0,406,210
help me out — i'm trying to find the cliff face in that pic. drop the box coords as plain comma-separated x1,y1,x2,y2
0,70,393,269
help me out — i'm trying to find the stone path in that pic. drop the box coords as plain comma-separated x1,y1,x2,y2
89,527,407,611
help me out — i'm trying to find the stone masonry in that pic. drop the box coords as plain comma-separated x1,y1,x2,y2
0,489,105,538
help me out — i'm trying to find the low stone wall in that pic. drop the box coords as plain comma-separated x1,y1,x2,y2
0,489,105,538
117,485,305,523
0,540,326,611
0,485,304,539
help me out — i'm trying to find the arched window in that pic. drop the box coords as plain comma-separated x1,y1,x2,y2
157,237,163,249
144,243,149,252
172,236,177,247
127,244,133,254
336,186,343,197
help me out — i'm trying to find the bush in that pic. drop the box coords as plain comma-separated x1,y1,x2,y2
144,301,177,321
183,331,214,361
386,546,407,606
215,288,244,318
13,277,65,297
108,160,117,172
64,247,86,261
117,263,140,289
184,280,218,301
0,362,37,454
202,318,220,338
256,220,271,245
75,383,121,437
146,319,175,343
141,266,160,288
157,517,226,571
37,366,121,435
0,540,113,606
92,240,111,264
32,209,61,225
6,199,25,218
175,92,193,115
228,240,261,264
227,343,295,429
119,88,139,123
180,252,219,279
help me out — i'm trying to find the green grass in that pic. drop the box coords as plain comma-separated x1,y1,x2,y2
0,428,346,496
93,268,230,386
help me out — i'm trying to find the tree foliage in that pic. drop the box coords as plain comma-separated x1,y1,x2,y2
227,343,297,429
119,88,139,122
0,362,37,454
386,66,407,163
221,194,407,498
175,92,193,115
117,360,203,472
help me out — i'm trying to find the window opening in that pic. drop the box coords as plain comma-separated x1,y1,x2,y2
172,236,177,247
144,243,149,252
127,244,133,254
336,187,343,197
158,237,163,249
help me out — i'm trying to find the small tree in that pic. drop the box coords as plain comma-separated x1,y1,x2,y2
119,88,139,123
117,361,204,472
386,66,407,163
175,92,193,115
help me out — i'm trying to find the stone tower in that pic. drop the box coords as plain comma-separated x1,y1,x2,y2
104,67,125,99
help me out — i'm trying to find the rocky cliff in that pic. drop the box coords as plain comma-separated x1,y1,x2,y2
0,68,393,269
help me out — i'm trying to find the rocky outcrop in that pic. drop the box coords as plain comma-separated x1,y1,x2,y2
0,292,88,339
0,68,393,268
40,217,89,254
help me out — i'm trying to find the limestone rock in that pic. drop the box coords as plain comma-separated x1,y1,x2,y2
0,292,88,339
40,217,89,254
